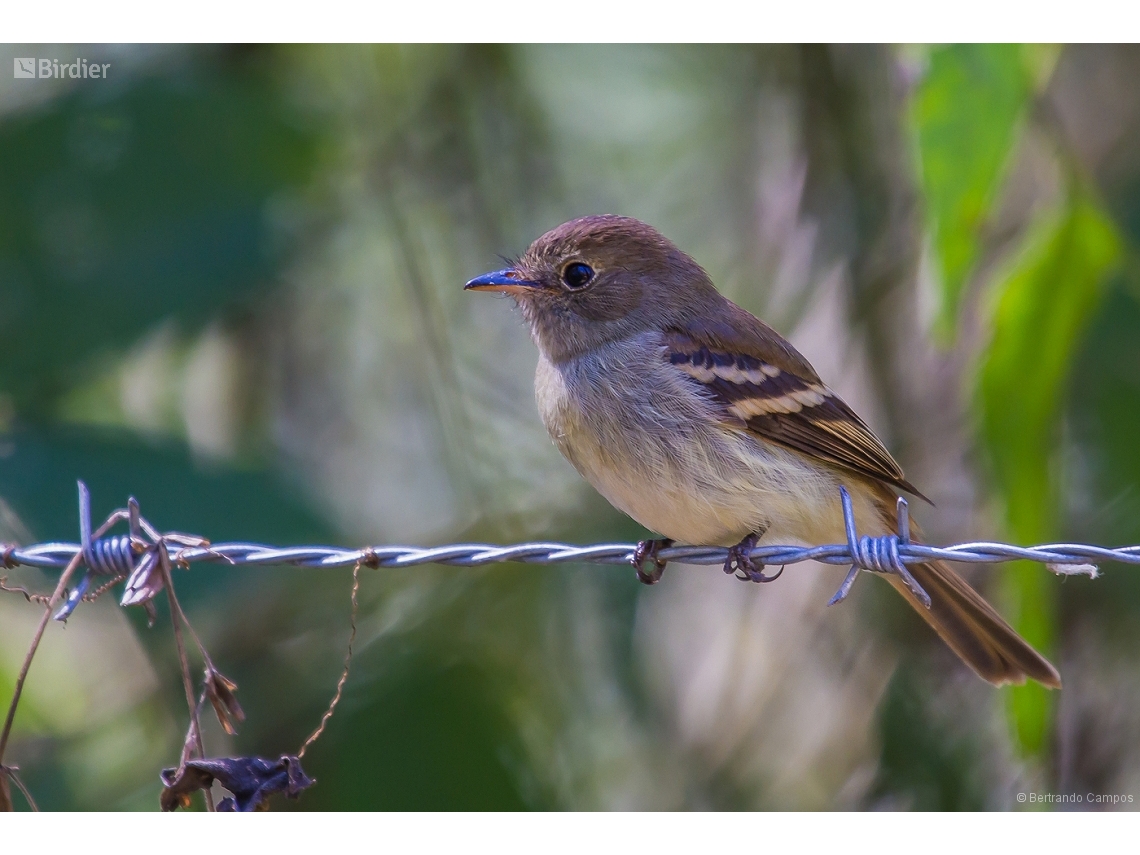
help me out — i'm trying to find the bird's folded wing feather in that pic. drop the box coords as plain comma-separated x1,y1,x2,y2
662,316,926,500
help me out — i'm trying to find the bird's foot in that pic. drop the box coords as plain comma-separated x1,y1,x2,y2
632,538,673,585
723,530,782,583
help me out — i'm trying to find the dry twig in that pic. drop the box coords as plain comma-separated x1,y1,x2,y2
298,558,361,759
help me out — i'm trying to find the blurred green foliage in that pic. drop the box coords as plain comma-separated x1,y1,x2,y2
978,197,1122,754
2,44,1140,812
870,664,988,810
0,53,317,417
913,44,1032,338
915,44,1132,763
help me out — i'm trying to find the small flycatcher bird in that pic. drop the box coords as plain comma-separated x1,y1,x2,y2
466,215,1060,688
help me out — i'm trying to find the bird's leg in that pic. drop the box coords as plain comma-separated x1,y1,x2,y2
723,527,782,583
632,538,673,585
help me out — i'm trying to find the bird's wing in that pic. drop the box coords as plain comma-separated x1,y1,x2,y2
662,313,927,500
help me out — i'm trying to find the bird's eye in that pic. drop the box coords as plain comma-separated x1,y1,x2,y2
561,262,594,290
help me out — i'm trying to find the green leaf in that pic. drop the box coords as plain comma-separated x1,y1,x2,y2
914,45,1032,338
977,195,1122,754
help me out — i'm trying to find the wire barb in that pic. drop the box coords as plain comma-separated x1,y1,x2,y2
827,488,931,608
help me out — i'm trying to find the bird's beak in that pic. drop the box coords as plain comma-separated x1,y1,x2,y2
464,268,542,294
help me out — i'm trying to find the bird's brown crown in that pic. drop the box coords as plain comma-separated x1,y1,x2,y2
519,215,702,284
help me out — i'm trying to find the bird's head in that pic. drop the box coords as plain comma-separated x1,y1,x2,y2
465,215,719,362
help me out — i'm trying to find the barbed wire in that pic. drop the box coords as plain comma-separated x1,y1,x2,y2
0,482,1117,621
0,481,1122,811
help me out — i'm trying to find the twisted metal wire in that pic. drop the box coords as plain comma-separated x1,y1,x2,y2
11,536,1127,571
0,483,1117,617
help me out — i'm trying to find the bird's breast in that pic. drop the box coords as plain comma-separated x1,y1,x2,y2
533,334,858,546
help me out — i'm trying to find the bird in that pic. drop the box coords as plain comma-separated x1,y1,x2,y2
465,214,1061,689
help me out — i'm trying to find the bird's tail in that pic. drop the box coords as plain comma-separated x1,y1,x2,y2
875,500,1061,689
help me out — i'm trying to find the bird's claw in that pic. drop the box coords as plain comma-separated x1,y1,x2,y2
632,538,673,585
723,532,782,583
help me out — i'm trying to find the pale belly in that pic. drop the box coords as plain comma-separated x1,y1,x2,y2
534,338,887,547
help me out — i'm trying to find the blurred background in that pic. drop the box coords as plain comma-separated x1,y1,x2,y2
1,44,1139,811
